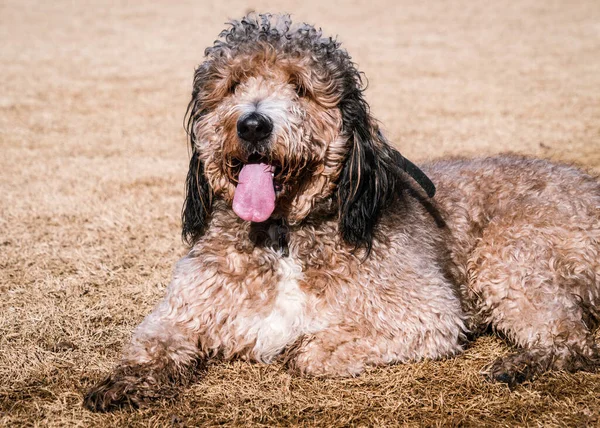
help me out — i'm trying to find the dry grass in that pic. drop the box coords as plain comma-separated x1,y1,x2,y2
2,0,600,426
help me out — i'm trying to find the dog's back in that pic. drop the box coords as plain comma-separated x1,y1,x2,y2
427,154,600,385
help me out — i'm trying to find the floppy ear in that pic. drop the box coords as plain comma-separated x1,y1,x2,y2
337,89,435,254
181,67,213,245
337,90,400,253
182,151,212,245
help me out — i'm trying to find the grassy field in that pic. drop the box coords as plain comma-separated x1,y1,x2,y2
1,0,599,426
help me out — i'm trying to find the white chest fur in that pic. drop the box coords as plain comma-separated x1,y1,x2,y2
235,257,317,363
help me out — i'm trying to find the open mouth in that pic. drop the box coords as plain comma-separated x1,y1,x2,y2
232,154,284,190
231,154,283,223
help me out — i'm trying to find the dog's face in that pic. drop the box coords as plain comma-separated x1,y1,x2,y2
192,45,347,224
182,14,433,251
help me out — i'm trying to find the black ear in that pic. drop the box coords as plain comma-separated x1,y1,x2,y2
182,150,212,245
337,90,435,254
337,91,398,253
181,70,213,246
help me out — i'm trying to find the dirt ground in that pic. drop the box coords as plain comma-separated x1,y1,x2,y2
1,0,600,426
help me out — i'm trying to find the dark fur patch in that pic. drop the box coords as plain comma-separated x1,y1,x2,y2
336,96,419,254
182,64,214,245
182,151,212,245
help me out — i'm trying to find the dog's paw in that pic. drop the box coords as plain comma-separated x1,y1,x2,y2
485,361,528,388
83,372,153,412
284,335,372,378
84,359,205,412
483,351,544,388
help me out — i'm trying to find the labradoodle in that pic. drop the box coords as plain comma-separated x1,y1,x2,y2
84,13,600,411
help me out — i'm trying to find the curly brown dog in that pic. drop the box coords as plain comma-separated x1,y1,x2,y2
84,13,600,411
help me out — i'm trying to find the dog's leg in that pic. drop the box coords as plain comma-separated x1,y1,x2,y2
286,318,464,378
286,267,466,377
84,257,205,412
285,327,388,377
467,218,600,386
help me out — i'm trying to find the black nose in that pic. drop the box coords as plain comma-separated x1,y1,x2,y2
237,113,273,143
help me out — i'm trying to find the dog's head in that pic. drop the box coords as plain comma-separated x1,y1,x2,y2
183,13,434,252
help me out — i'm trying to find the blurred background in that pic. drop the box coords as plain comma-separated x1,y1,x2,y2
1,0,599,425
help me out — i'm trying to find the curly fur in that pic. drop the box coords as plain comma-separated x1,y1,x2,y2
85,14,600,411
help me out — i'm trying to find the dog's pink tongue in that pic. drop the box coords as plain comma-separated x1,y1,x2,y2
233,163,275,223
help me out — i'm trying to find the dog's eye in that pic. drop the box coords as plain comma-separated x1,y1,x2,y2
293,82,306,97
228,81,239,94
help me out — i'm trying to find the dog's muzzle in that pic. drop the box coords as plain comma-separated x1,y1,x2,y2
232,113,278,223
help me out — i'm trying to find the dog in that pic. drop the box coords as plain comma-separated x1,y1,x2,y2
84,13,600,411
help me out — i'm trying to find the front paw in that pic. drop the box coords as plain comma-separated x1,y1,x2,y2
83,369,156,412
285,336,370,378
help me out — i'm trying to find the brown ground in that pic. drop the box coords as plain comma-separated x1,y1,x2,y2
1,0,600,426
